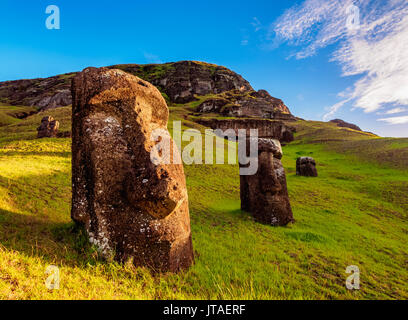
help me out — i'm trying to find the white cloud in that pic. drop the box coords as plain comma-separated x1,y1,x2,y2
378,116,408,125
380,107,407,115
241,39,249,46
272,0,408,123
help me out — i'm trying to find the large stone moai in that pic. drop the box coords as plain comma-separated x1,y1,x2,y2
240,138,294,226
71,67,194,273
37,116,59,138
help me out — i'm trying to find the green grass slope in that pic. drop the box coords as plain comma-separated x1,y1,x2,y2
0,104,36,127
0,106,407,299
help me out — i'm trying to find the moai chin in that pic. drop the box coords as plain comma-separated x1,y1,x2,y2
71,67,194,273
240,138,294,226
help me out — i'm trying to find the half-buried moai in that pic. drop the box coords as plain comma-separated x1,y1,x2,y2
37,116,59,138
296,157,318,177
71,67,194,273
240,138,294,226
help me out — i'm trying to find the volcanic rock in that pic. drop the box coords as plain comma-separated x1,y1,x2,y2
0,75,74,110
111,61,253,104
197,89,293,120
0,61,294,120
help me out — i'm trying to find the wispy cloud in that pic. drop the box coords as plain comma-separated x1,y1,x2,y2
272,0,408,123
143,52,162,64
251,17,262,32
323,98,352,121
378,107,408,115
378,116,408,125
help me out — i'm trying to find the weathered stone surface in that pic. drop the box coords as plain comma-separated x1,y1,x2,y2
37,89,72,110
296,157,318,177
197,89,294,120
71,67,194,273
197,118,296,143
37,116,59,138
196,98,231,113
240,138,294,226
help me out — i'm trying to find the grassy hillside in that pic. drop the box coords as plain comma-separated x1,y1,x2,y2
0,104,36,127
0,106,407,299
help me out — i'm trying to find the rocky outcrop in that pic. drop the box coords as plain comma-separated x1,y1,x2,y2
196,118,296,143
0,74,74,110
240,138,294,226
37,116,59,138
71,67,194,273
330,119,362,131
111,61,253,104
197,89,293,120
0,61,293,120
36,89,72,110
296,157,318,177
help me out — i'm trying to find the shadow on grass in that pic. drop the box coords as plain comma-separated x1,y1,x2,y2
0,170,100,268
0,207,100,267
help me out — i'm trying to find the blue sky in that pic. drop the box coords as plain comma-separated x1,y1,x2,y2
1,0,407,137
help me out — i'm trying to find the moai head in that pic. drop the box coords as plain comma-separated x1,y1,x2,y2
37,116,59,138
49,119,59,131
296,157,318,177
240,137,294,226
258,138,283,194
71,67,194,272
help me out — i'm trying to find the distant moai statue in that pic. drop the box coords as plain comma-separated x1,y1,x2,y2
37,116,59,138
296,157,318,177
71,67,194,273
240,138,294,226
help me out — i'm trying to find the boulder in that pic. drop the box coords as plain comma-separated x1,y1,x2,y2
240,138,294,226
37,116,59,138
296,157,318,177
71,67,194,273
